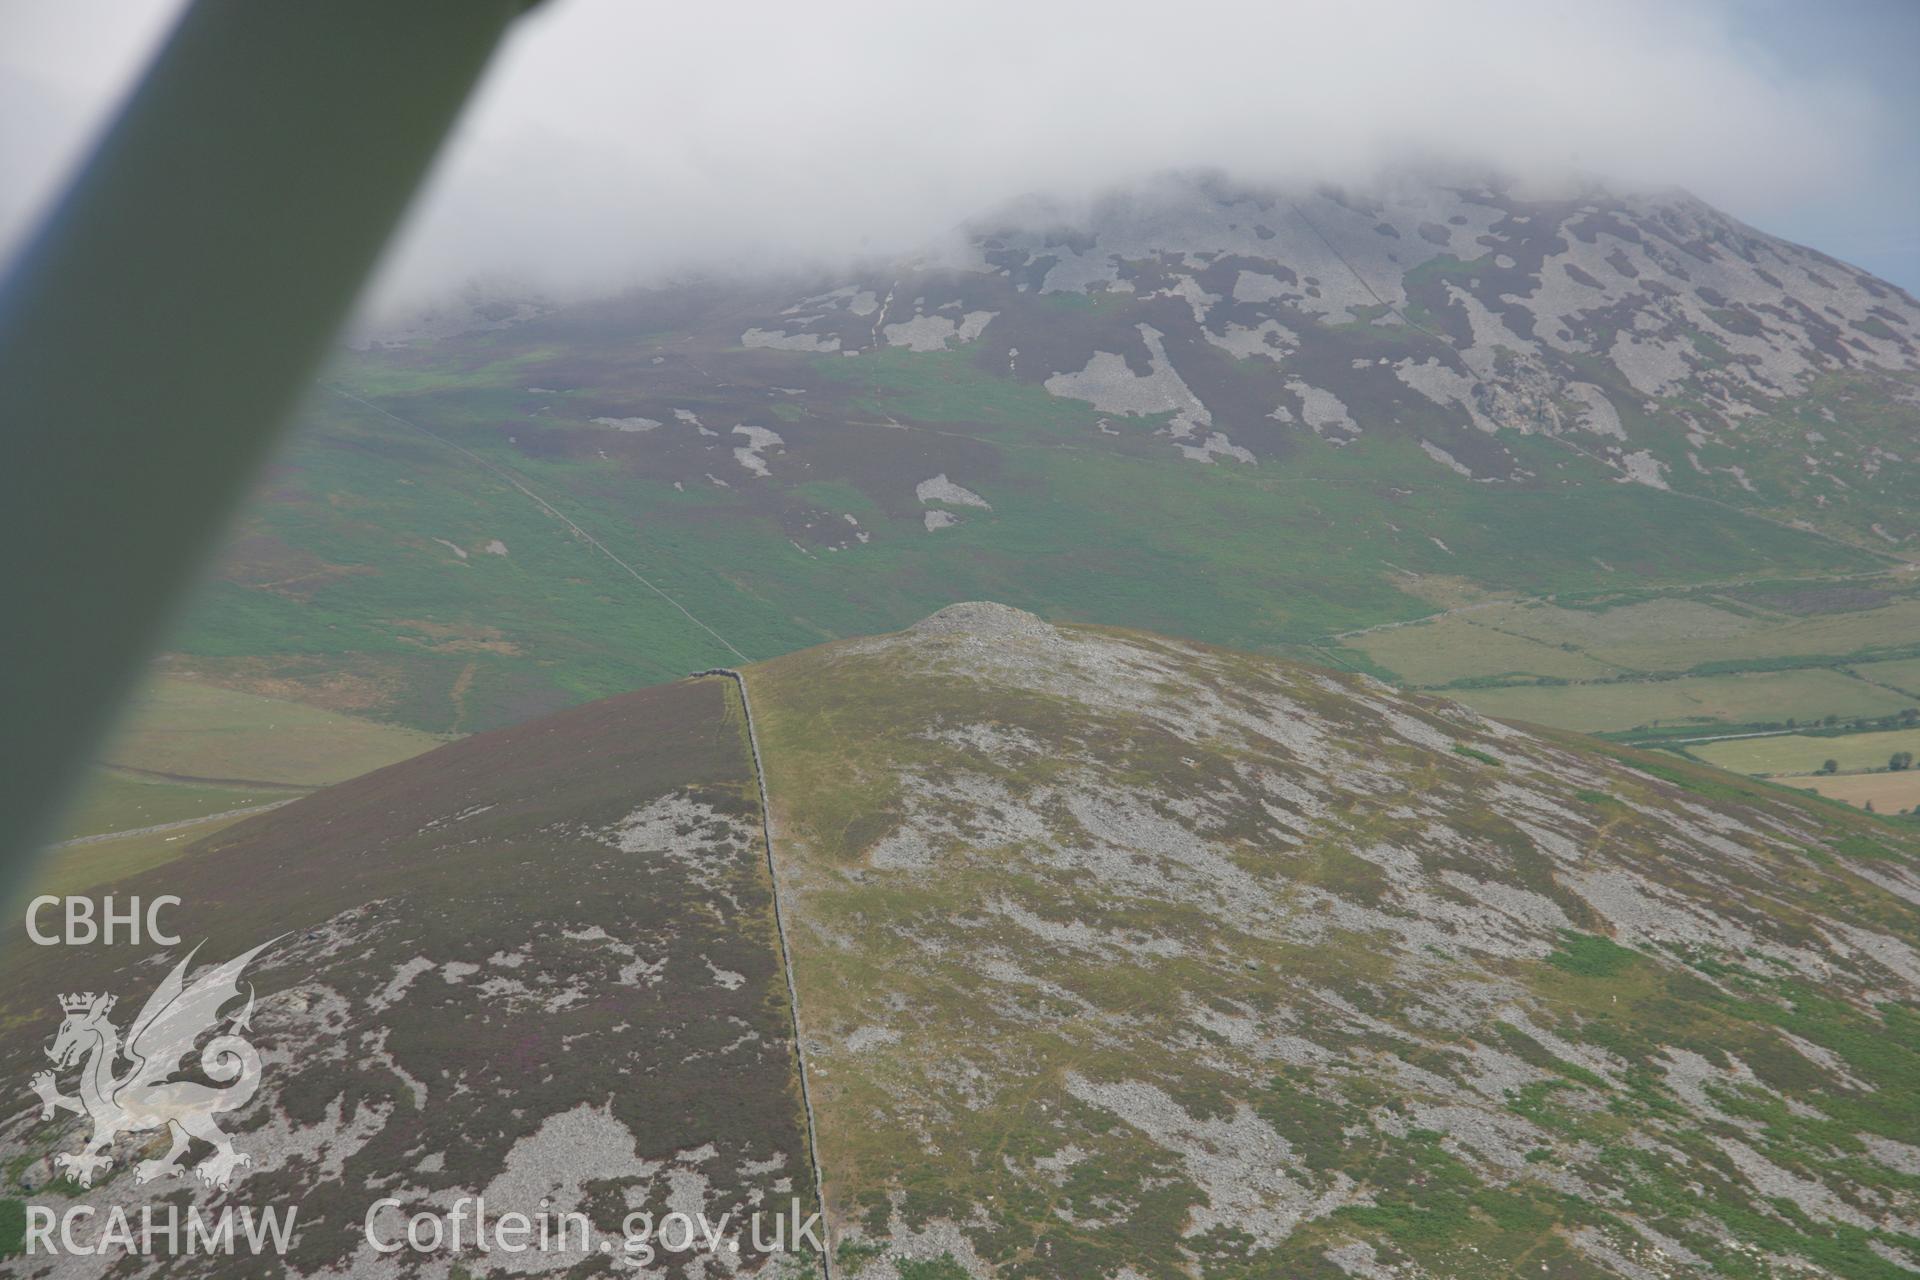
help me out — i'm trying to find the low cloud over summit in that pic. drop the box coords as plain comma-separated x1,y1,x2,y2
0,0,1911,310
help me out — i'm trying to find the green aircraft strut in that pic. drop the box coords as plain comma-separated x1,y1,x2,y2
0,0,541,904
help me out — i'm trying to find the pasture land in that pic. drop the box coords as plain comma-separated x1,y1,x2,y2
1350,573,1920,734
1691,726,1920,777
1363,591,1920,681
1453,668,1917,733
1854,656,1920,696
100,675,444,786
31,809,266,896
1350,616,1617,684
52,767,289,841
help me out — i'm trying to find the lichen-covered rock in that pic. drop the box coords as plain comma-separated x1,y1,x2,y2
750,608,1920,1278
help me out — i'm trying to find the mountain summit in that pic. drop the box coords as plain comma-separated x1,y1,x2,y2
745,170,1919,502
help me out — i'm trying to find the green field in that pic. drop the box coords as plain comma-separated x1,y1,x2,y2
51,768,286,841
1351,614,1620,687
99,675,444,785
1452,668,1917,733
1354,592,1920,680
31,809,266,896
1449,598,1760,663
1855,655,1920,696
1560,597,1920,673
1691,725,1920,776
1353,615,1622,685
31,674,445,883
1346,573,1920,734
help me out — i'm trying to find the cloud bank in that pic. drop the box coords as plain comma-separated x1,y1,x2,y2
0,0,1900,315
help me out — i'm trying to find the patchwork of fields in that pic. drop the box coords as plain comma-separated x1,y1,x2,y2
1346,576,1920,738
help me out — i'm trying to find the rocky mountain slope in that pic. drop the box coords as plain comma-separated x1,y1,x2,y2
9,606,1920,1277
142,170,1920,744
754,171,1920,515
3,678,822,1278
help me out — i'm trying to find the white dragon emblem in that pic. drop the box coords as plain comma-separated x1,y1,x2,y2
30,939,275,1190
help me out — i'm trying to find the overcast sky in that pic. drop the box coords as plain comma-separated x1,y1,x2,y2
2,0,1915,315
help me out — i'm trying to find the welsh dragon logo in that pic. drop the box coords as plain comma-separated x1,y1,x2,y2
30,939,275,1190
